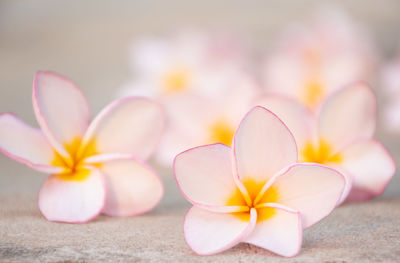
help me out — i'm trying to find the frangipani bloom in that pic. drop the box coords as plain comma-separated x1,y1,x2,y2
120,30,258,165
263,8,376,111
120,30,248,98
0,71,165,223
256,83,395,202
381,50,400,133
155,74,258,165
174,106,345,256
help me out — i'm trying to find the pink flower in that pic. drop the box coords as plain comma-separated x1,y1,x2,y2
120,30,258,166
154,75,258,165
174,106,345,256
256,83,396,202
262,8,377,111
0,71,165,223
121,30,248,98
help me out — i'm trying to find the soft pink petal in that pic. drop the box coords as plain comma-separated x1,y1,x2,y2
174,144,242,208
233,106,298,185
38,168,105,223
184,206,256,255
254,94,317,148
0,113,62,173
270,163,345,228
32,71,90,156
339,139,396,201
244,204,302,257
82,97,165,160
326,165,353,205
100,157,163,216
318,82,377,151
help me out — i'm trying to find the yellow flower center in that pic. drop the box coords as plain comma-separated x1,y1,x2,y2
300,77,325,110
51,137,99,181
162,67,190,94
300,138,343,164
208,119,235,146
226,178,279,222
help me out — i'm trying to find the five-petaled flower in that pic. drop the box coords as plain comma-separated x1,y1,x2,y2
262,8,376,111
174,106,345,256
0,71,165,223
257,83,396,202
119,31,258,166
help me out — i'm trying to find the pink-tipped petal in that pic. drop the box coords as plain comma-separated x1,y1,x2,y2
327,165,353,205
233,106,298,185
184,206,257,255
32,71,90,156
0,113,63,173
255,94,317,148
82,97,164,160
174,144,240,207
339,139,396,201
318,83,377,151
271,163,345,228
244,204,302,257
38,168,105,223
100,157,163,216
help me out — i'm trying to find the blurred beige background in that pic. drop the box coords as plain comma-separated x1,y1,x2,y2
0,1,399,262
1,0,399,196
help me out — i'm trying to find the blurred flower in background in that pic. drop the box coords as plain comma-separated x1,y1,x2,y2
262,7,378,111
256,83,395,202
381,48,400,133
120,30,259,166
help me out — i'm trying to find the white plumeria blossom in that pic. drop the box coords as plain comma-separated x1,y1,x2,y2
0,71,165,223
256,83,396,202
174,106,345,256
119,31,259,165
262,8,377,111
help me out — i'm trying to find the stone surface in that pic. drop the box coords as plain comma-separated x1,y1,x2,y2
0,187,399,263
0,0,400,262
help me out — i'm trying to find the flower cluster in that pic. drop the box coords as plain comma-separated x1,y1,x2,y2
174,106,345,256
0,7,397,258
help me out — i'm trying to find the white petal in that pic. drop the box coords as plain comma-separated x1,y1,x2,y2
318,83,376,151
101,157,163,216
184,206,256,255
83,97,165,160
339,139,396,201
245,204,302,257
174,144,245,208
233,106,298,187
255,94,316,148
0,113,62,173
33,71,90,156
267,163,345,228
38,168,105,223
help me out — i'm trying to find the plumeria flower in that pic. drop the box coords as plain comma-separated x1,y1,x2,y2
119,30,258,165
256,83,396,202
0,71,165,223
381,50,400,133
155,74,258,165
174,106,345,256
120,30,248,98
262,8,377,111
